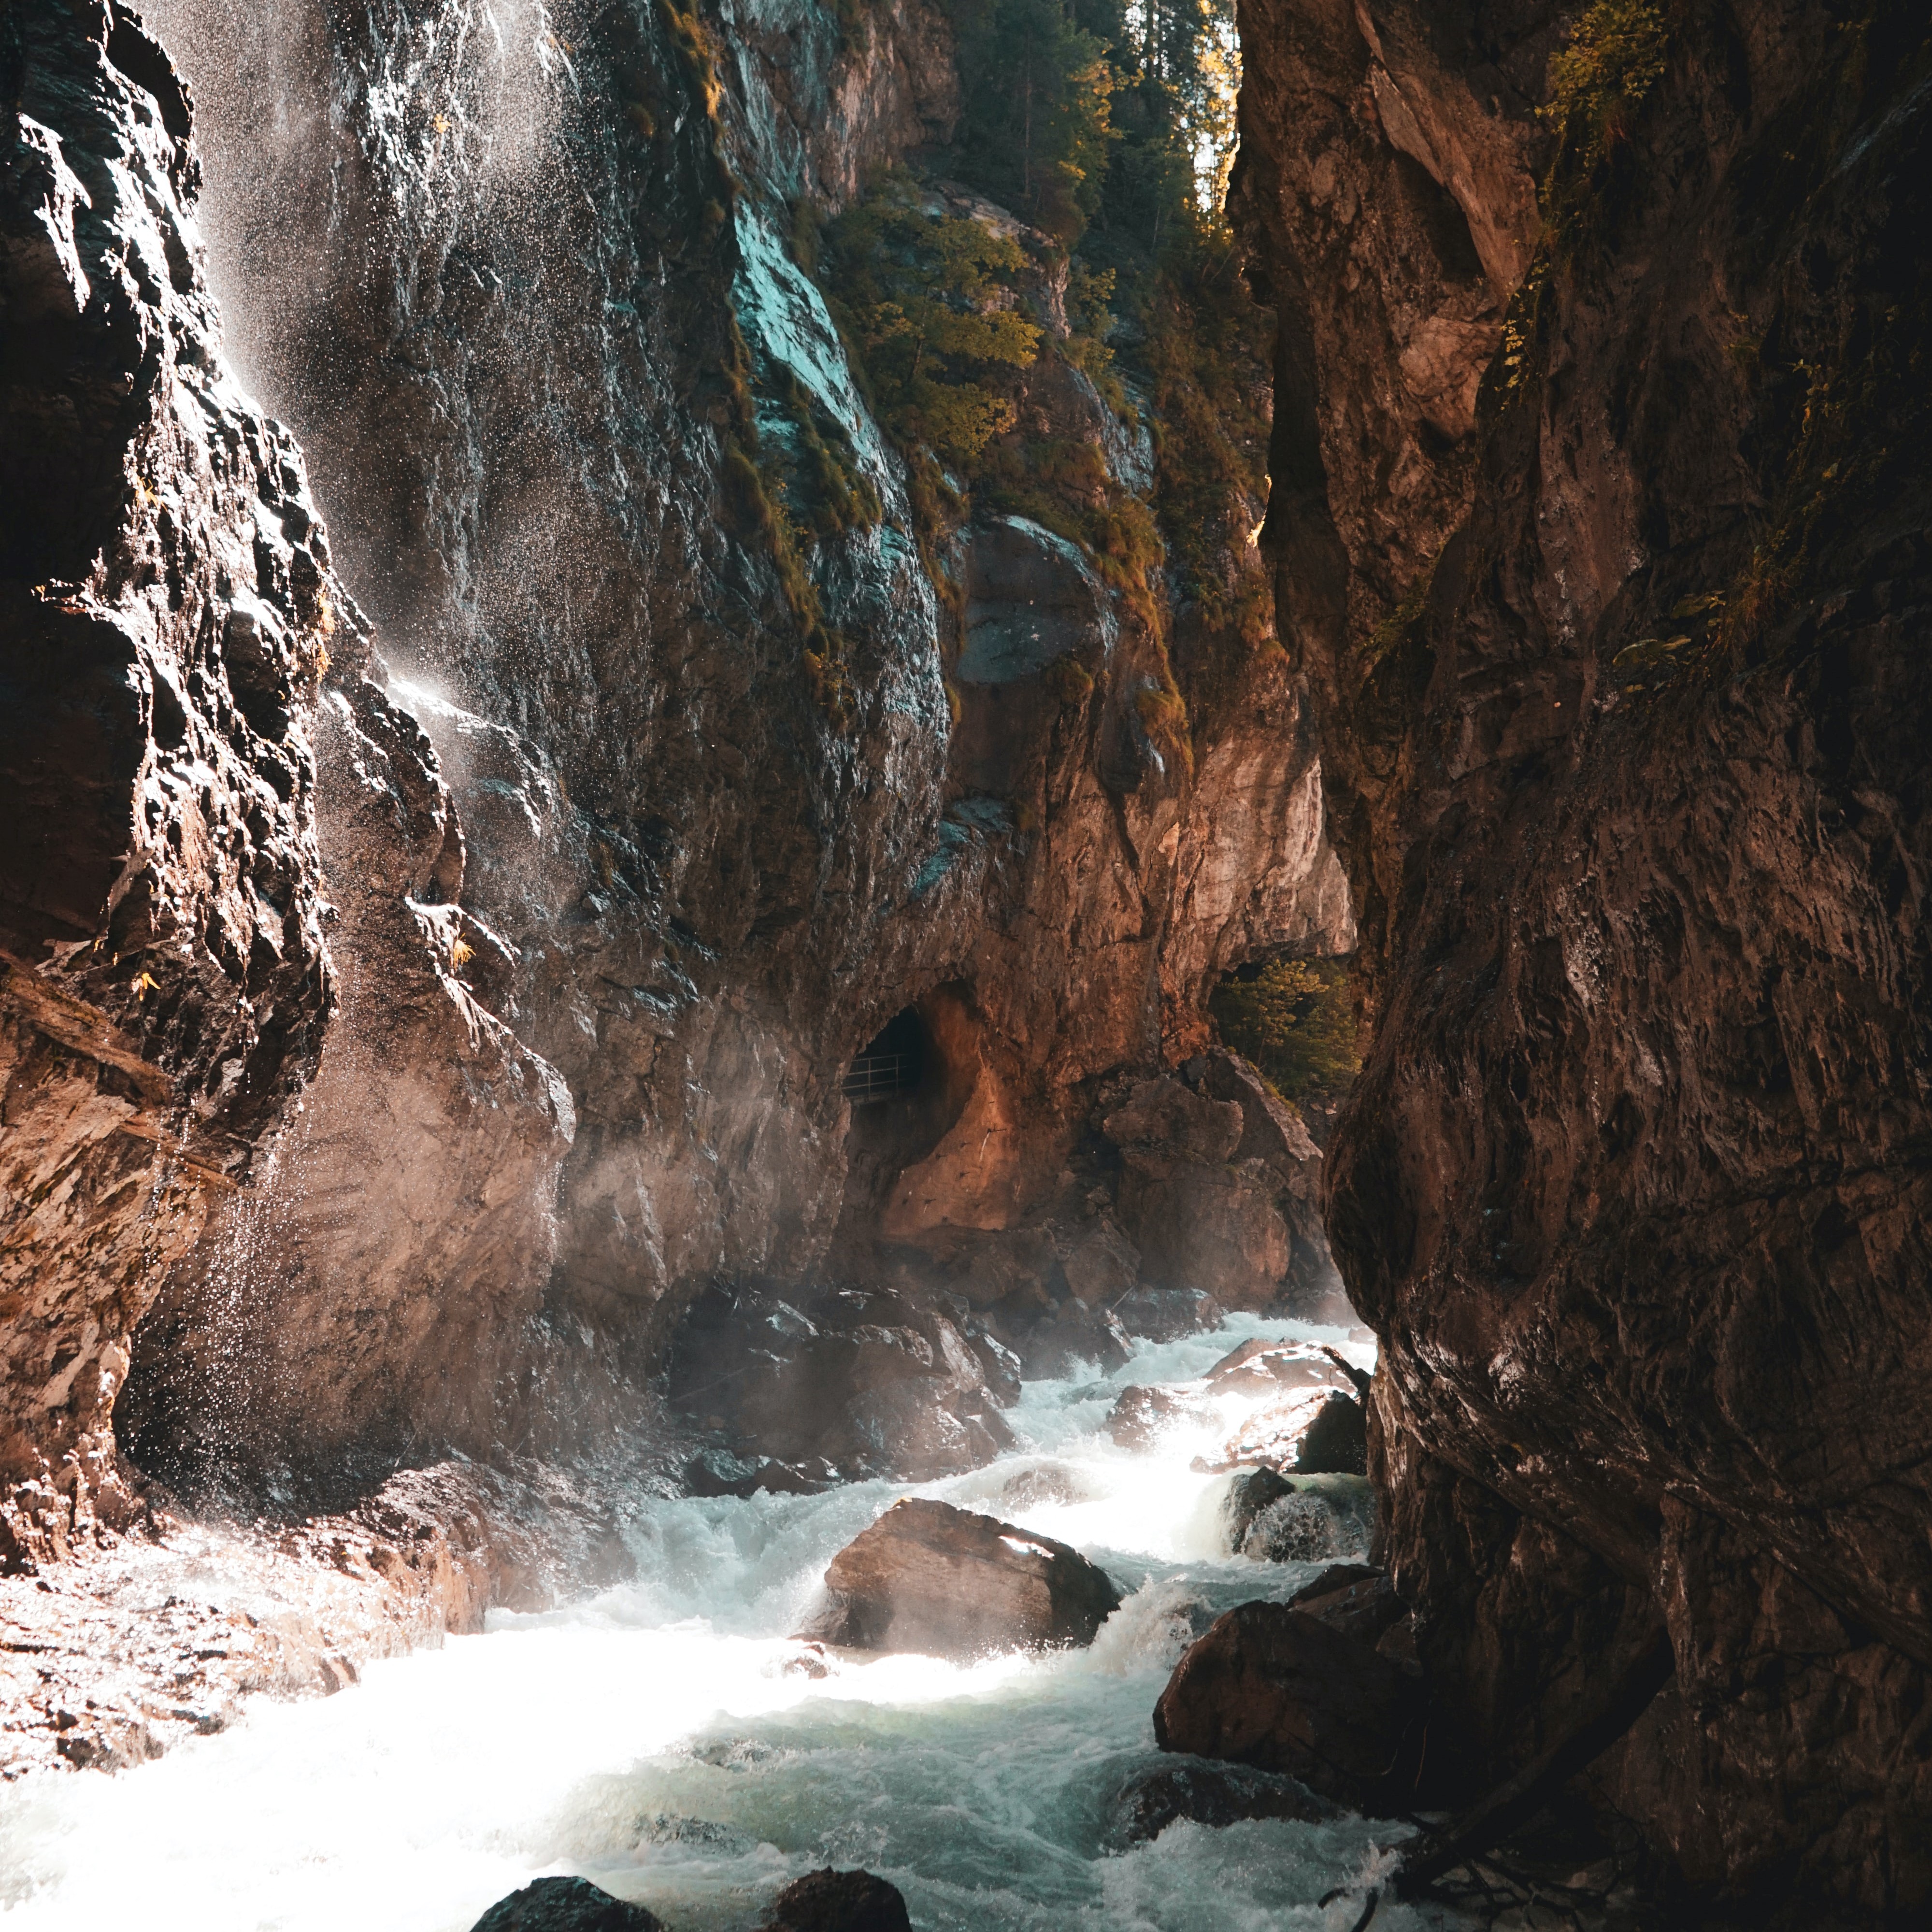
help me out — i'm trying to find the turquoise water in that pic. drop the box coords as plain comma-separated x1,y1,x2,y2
0,1317,1466,1932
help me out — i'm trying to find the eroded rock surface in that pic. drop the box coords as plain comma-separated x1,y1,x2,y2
1,2,337,1562
1236,0,1932,1911
795,1497,1121,1657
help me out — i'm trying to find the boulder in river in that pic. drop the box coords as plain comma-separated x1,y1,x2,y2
1106,1756,1342,1847
1153,1601,1426,1813
1287,1565,1409,1647
795,1498,1122,1657
1106,1383,1188,1449
1111,1286,1226,1341
470,1877,665,1932
759,1868,911,1932
1294,1391,1368,1474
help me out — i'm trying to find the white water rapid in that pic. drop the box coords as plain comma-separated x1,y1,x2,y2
0,1318,1466,1932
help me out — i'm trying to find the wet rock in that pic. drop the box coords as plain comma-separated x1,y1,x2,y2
682,1449,835,1499
1238,0,1932,1908
996,1461,1099,1511
1153,1601,1426,1813
1112,1287,1226,1341
1288,1567,1408,1647
470,1877,664,1932
758,1868,911,1932
795,1498,1121,1657
1294,1393,1367,1474
1106,1756,1342,1847
1106,1385,1187,1450
1061,1217,1142,1308
670,1285,1015,1483
0,4,335,1543
1017,1302,1132,1379
1222,1467,1294,1550
1242,1476,1376,1564
1205,1338,1347,1397
1102,1064,1333,1311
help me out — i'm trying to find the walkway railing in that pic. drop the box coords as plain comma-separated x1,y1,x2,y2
842,1053,917,1102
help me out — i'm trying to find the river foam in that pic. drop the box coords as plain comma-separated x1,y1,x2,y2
0,1317,1466,1932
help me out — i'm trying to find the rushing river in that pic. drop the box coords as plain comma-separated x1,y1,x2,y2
0,1317,1466,1932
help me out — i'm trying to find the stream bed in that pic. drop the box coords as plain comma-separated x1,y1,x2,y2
0,1317,1468,1932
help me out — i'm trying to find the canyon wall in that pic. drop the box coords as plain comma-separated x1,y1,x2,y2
1236,0,1929,1916
4,0,1350,1528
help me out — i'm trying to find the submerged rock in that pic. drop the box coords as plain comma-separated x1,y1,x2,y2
470,1877,664,1932
1016,1301,1133,1379
1111,1287,1226,1341
1221,1470,1376,1562
1106,1756,1342,1847
795,1498,1121,1657
1153,1601,1425,1813
1242,1476,1376,1564
758,1869,911,1932
1222,1467,1294,1548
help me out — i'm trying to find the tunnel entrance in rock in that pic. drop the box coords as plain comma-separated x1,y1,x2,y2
836,987,981,1244
843,1006,927,1105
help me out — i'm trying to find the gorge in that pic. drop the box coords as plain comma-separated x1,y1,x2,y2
2,1,1928,1927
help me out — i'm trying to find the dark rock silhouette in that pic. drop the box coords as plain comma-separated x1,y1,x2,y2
470,1878,664,1932
1237,0,1932,1911
759,1869,911,1932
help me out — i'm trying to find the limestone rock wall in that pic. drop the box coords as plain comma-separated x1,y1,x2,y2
1236,0,1931,1912
0,2,343,1562
0,0,1359,1503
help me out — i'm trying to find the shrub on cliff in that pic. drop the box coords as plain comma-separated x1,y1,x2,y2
1211,959,1359,1106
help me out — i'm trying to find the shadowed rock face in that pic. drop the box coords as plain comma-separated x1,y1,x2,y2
1236,0,1931,1911
0,2,337,1561
1153,1600,1426,1813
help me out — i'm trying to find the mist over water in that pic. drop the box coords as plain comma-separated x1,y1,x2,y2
0,1318,1466,1932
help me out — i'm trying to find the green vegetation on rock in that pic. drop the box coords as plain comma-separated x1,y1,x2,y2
797,0,1271,784
1211,958,1360,1107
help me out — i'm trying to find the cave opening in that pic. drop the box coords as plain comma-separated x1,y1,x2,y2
842,1005,927,1105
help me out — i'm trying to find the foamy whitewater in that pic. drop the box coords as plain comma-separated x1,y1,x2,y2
0,1318,1469,1932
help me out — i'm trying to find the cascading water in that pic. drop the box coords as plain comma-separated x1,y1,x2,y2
0,1319,1461,1931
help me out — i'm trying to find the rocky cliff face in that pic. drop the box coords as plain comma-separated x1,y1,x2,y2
4,0,1350,1533
1236,0,1930,1915
0,2,343,1562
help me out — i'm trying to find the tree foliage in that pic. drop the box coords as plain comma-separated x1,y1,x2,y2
1211,959,1360,1105
824,183,1044,463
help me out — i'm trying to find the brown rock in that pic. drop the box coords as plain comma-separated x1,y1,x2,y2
1237,0,1932,1906
795,1498,1121,1657
1153,1601,1425,1813
1105,1384,1188,1450
1294,1393,1367,1475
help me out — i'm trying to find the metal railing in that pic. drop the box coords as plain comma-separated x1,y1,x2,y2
842,1053,917,1102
